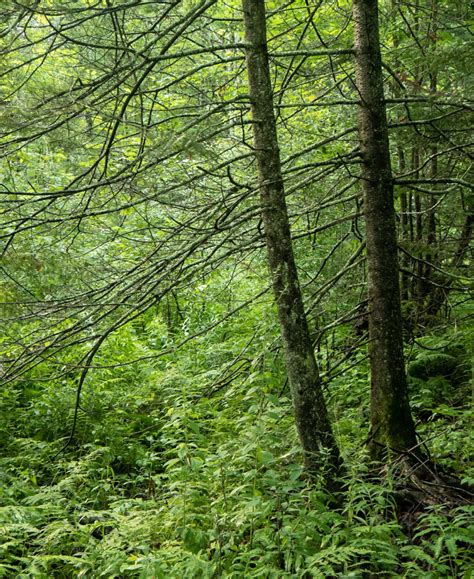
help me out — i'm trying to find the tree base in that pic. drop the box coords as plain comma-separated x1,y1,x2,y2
386,454,473,535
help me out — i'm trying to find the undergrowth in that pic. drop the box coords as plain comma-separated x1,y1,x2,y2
0,313,472,577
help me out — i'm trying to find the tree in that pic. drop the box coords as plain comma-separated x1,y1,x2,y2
387,0,473,327
1,0,469,479
241,0,343,485
352,0,418,459
1,0,352,486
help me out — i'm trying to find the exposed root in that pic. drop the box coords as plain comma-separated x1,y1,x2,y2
388,452,473,535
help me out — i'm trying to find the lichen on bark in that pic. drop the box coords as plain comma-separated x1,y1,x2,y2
241,0,343,484
353,0,418,459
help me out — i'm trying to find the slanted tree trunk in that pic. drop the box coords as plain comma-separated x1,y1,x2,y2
352,0,418,459
241,0,343,484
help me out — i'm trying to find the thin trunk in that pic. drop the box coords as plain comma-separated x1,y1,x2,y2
241,0,343,484
414,190,425,314
427,211,473,318
411,2,424,314
453,213,473,267
353,0,418,458
399,149,410,301
423,1,439,318
408,191,414,244
423,149,437,317
391,0,409,302
412,148,424,309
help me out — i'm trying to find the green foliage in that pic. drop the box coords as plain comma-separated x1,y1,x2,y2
0,310,472,577
0,0,472,576
408,353,459,381
407,329,472,414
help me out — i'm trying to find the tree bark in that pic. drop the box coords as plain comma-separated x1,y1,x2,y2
398,149,410,302
422,1,439,320
353,0,418,458
241,0,343,483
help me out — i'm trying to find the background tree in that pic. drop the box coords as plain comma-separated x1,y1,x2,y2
385,0,473,328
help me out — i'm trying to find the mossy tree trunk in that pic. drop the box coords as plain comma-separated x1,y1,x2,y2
353,0,418,459
241,0,343,483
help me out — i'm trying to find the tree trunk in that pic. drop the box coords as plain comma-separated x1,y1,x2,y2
398,150,410,302
422,1,439,320
390,0,409,303
241,0,343,484
352,0,418,459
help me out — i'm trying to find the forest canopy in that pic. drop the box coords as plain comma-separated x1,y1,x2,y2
0,0,472,576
